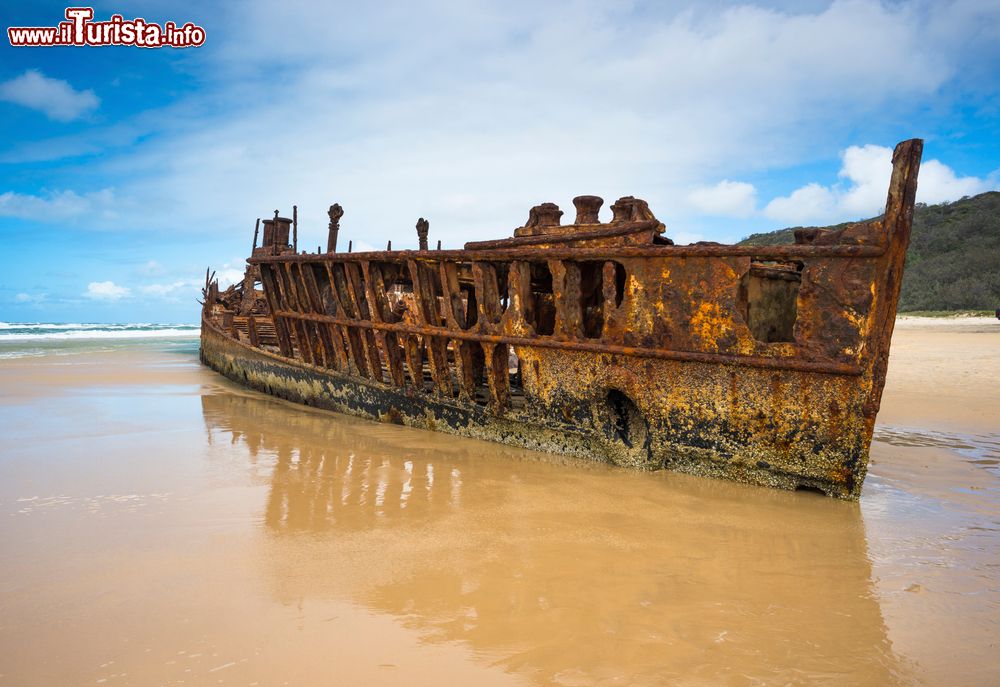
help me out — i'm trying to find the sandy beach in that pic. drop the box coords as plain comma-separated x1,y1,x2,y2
0,318,998,685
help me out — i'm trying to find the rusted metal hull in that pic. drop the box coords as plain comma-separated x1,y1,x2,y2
202,311,869,498
200,140,924,499
201,314,594,461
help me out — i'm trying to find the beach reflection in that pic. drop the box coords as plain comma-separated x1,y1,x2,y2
202,388,908,686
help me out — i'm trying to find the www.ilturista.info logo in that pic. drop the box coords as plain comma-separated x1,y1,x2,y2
8,7,206,48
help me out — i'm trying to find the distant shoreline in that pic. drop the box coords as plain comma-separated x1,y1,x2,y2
896,310,995,318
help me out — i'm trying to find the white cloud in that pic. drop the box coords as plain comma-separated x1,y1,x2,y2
216,265,246,288
140,276,214,301
838,144,993,214
140,281,192,298
764,183,838,223
836,144,898,216
14,292,46,304
0,69,99,122
217,270,245,288
688,180,757,217
139,260,166,276
345,241,378,254
764,144,995,224
86,281,130,301
134,264,246,304
671,230,707,245
913,158,993,205
4,1,998,248
0,188,116,222
87,0,970,245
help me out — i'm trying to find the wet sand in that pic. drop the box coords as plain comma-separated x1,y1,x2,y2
0,321,998,685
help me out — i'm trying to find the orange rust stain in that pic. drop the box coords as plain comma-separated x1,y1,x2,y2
690,302,731,353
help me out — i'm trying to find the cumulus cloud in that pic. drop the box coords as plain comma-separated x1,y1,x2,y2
836,144,899,216
3,1,998,249
0,188,116,222
837,144,993,215
688,180,757,218
86,281,130,301
0,69,99,122
912,158,993,205
764,145,994,224
762,183,837,224
92,0,971,245
216,268,246,288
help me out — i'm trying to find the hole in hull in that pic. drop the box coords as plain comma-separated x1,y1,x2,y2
795,484,828,496
527,262,556,336
737,261,802,343
578,261,605,339
605,389,648,451
613,262,626,308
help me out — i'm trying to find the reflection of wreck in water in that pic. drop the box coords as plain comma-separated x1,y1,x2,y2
200,140,923,499
200,389,909,685
202,388,569,533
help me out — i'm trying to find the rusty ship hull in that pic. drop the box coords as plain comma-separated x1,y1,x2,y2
200,139,923,499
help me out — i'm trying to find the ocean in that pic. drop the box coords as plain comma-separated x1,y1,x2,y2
0,322,200,359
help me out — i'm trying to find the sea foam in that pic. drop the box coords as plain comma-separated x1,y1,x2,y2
0,322,199,341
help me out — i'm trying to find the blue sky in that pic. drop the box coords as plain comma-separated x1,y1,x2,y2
2,0,998,324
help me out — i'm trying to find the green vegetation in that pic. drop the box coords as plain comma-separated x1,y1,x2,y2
738,191,1000,312
739,226,800,247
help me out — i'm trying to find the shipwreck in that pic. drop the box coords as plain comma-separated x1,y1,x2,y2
200,139,923,499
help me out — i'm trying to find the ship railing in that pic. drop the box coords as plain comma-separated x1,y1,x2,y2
246,242,886,413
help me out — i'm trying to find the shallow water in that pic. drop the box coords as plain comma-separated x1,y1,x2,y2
874,426,1000,476
0,341,998,685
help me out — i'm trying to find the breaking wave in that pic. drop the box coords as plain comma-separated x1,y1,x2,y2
0,322,199,342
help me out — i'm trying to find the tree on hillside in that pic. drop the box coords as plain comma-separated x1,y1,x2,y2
737,192,1000,312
